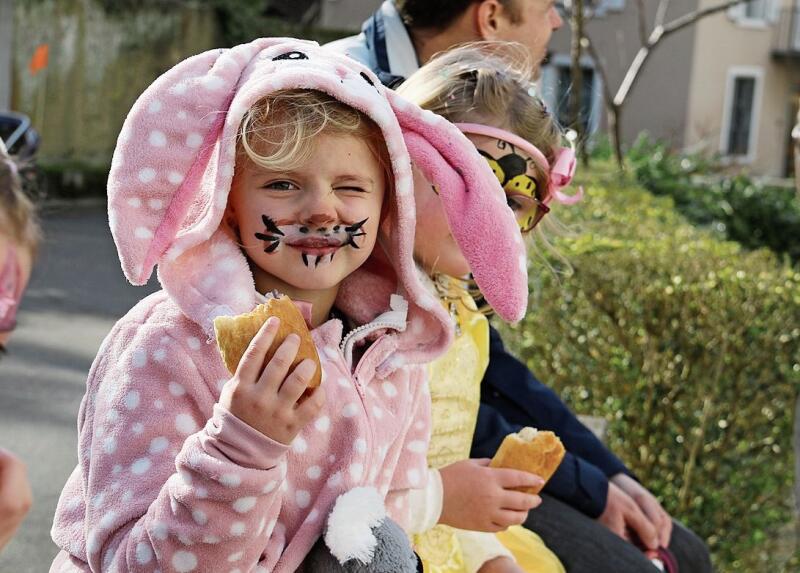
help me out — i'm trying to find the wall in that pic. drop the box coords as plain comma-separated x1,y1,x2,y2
11,0,218,166
0,0,14,110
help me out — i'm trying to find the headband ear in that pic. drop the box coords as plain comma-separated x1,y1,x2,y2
549,148,584,205
107,38,301,285
386,91,528,322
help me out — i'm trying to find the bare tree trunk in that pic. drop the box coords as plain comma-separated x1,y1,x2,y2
569,0,585,132
583,36,623,169
609,104,624,170
793,100,799,195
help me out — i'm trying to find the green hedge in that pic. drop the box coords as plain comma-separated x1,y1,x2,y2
628,137,800,264
498,166,800,571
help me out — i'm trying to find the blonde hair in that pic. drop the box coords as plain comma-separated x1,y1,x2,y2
237,89,391,185
398,42,562,195
0,145,40,256
398,41,570,268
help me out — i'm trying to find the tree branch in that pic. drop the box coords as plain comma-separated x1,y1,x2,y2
635,0,648,46
654,0,671,29
614,0,745,105
658,0,744,42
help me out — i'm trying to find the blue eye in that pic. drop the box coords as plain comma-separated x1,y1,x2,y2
263,181,298,191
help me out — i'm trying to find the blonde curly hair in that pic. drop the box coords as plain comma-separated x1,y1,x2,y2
236,89,392,186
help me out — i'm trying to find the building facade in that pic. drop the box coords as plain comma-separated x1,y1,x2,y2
321,0,800,178
544,0,800,177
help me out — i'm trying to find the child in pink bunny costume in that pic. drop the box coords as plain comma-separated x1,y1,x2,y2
49,38,528,573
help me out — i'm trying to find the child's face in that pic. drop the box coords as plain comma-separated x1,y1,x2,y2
228,133,386,295
413,167,471,278
469,134,546,233
413,132,538,279
0,235,33,352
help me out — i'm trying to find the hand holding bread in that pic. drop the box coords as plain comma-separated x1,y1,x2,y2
438,458,543,532
214,295,321,388
214,296,325,445
490,427,566,494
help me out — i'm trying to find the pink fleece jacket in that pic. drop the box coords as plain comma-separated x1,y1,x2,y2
48,37,532,573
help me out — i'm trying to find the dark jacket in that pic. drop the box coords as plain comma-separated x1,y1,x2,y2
471,326,632,518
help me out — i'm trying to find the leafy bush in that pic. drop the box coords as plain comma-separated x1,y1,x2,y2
499,166,800,571
628,137,800,264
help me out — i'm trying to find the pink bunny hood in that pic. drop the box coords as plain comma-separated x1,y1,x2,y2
107,38,524,362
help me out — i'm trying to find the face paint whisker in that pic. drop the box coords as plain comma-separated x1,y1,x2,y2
341,218,369,250
344,219,368,234
261,215,285,236
264,241,280,253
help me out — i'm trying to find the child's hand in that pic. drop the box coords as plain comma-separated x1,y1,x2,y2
0,448,32,551
477,557,525,573
219,317,326,445
438,459,542,532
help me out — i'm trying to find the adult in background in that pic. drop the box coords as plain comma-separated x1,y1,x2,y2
0,139,38,552
327,0,561,86
328,3,711,571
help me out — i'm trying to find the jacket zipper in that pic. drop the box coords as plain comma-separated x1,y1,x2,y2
339,294,408,373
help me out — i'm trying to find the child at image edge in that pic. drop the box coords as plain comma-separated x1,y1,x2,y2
49,38,529,573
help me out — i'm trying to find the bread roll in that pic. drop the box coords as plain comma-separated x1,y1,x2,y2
490,427,565,494
213,295,322,389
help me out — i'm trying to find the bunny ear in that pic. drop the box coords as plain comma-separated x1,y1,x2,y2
108,38,295,285
386,91,528,323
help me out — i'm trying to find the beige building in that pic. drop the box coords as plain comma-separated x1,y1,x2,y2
544,0,800,177
319,0,799,178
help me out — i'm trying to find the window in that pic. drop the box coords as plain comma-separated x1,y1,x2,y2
720,68,763,161
592,0,625,13
554,65,597,135
726,77,755,155
728,0,779,25
540,54,602,138
744,0,767,20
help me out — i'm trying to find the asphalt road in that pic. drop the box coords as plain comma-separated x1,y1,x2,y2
0,201,158,572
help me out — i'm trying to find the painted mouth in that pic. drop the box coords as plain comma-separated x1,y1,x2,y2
286,239,343,268
287,237,343,249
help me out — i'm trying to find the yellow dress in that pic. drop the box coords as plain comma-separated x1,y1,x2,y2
413,291,565,573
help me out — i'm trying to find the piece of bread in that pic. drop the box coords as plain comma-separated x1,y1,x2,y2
213,296,322,389
489,427,566,494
